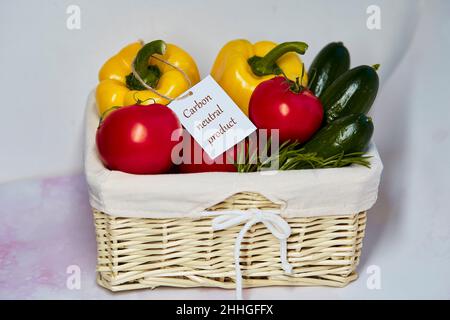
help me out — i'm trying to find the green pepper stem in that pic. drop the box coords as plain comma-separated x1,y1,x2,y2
135,40,166,75
127,40,166,90
248,41,308,77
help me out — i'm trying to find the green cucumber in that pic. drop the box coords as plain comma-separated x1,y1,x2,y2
308,42,350,98
321,65,379,123
301,113,373,159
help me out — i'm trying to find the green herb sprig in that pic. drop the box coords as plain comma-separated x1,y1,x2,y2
235,140,371,173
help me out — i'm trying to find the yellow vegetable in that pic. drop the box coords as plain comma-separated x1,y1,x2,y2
96,40,200,116
211,40,308,115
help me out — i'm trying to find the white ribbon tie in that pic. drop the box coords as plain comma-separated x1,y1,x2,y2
203,209,293,300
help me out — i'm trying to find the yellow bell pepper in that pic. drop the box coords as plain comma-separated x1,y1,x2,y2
211,40,308,115
96,40,200,116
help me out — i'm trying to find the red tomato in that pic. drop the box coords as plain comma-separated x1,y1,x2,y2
249,76,324,143
96,104,181,174
178,134,240,173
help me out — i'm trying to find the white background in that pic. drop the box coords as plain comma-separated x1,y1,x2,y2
0,0,420,183
0,0,449,298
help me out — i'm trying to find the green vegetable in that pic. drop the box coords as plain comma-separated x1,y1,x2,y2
321,65,379,123
302,113,374,159
235,140,371,172
235,113,373,172
308,42,350,98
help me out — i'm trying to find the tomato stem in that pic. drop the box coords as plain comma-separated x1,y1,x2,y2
98,106,122,127
287,63,306,94
132,92,156,105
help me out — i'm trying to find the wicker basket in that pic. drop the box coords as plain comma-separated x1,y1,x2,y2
94,191,366,292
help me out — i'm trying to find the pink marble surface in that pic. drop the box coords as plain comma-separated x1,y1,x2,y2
0,174,259,299
0,175,97,299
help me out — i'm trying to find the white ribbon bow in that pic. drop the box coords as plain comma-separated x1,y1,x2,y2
202,209,293,300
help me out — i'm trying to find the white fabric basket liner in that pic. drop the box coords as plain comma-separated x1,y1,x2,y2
84,91,383,219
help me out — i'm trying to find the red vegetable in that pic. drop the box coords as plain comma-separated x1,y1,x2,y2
248,76,324,144
96,104,181,174
178,134,238,173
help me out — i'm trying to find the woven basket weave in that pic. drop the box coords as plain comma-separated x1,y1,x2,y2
94,191,366,292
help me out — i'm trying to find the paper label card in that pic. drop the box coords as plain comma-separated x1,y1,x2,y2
169,75,256,159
